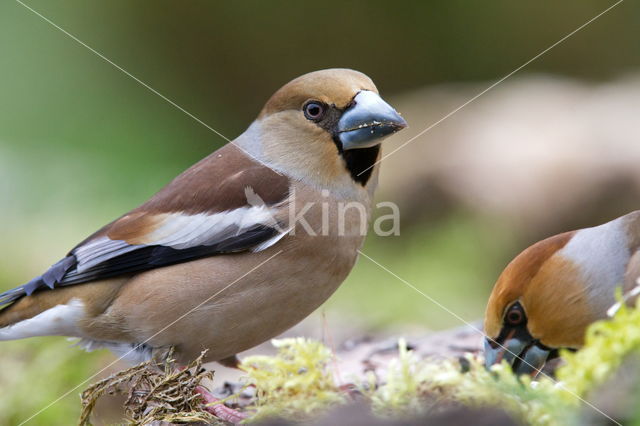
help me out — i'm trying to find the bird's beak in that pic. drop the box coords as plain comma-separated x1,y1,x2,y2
338,90,407,150
484,336,551,376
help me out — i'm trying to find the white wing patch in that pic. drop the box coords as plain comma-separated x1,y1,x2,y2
143,207,279,249
74,205,283,272
251,228,290,252
0,298,85,340
75,239,138,272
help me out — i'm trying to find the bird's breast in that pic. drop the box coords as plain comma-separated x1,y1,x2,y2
103,185,374,363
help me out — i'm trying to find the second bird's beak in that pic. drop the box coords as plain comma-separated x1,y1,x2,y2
484,336,551,376
338,90,407,150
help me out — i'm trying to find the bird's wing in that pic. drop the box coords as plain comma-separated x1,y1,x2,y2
0,146,290,307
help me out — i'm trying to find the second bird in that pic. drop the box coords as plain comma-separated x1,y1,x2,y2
484,210,640,374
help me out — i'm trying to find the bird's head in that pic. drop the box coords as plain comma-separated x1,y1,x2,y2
238,68,407,188
483,230,612,375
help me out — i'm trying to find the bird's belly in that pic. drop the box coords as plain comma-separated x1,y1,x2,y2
105,232,364,364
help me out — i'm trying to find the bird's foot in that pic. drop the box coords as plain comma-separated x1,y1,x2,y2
196,385,247,424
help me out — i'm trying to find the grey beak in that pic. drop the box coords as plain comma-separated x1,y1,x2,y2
516,345,551,376
338,90,407,150
484,337,550,376
484,337,527,368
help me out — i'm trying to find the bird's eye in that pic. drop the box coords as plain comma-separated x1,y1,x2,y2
506,303,525,326
303,101,325,121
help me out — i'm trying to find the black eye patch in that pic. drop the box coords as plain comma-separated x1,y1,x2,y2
312,104,343,137
489,302,529,346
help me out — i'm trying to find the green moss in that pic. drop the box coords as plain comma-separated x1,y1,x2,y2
240,338,346,422
371,341,573,425
242,302,640,425
557,296,640,398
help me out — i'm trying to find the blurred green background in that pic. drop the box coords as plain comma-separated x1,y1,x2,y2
1,1,639,424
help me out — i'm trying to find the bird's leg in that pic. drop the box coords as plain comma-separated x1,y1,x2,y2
196,385,247,424
218,354,258,395
172,358,247,424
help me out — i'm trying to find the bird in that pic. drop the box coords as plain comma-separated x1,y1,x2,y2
0,68,407,369
484,210,640,375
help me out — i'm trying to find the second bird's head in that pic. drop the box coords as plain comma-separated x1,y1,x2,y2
237,68,407,187
483,225,631,376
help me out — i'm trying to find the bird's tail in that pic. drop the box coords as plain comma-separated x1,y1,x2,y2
0,274,48,309
0,285,27,308
0,256,76,309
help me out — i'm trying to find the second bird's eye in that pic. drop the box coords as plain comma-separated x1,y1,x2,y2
505,303,525,325
303,101,325,120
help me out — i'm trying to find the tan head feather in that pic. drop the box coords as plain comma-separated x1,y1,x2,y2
484,232,574,340
260,69,377,117
239,68,383,192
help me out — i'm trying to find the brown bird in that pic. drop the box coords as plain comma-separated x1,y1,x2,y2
484,211,640,375
0,69,407,370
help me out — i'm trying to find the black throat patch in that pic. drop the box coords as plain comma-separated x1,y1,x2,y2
313,105,379,186
338,144,380,186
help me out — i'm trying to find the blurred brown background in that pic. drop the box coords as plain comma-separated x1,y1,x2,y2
0,1,638,423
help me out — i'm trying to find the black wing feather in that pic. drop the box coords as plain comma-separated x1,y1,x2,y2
0,225,279,308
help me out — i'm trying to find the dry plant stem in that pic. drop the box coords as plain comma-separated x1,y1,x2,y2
79,362,152,425
79,350,217,425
